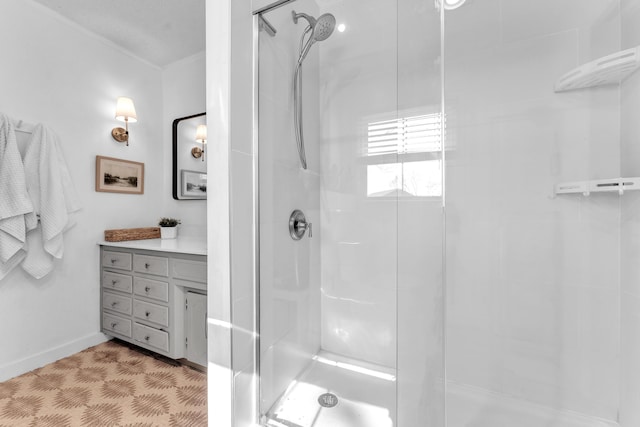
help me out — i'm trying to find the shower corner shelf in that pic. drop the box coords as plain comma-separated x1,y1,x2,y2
554,46,640,92
553,177,640,197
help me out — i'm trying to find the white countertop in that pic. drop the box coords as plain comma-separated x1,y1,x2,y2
98,237,207,256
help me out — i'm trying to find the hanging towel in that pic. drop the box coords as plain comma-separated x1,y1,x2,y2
21,124,81,278
0,114,33,279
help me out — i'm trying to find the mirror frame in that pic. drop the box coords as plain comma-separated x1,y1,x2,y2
172,112,207,200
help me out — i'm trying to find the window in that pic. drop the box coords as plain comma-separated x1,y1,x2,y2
366,112,443,198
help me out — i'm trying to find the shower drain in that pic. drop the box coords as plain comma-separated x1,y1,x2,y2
318,393,339,408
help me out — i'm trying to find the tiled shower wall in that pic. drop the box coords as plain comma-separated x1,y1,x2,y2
445,0,621,421
620,1,640,426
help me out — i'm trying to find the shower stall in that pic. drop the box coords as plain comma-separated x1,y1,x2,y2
243,0,640,426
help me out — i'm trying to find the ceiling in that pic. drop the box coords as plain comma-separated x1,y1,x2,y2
31,0,206,67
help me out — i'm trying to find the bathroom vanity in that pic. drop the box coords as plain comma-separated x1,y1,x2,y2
99,238,207,368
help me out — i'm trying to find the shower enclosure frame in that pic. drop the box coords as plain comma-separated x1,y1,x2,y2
252,2,313,424
218,0,625,425
252,8,264,427
252,3,313,423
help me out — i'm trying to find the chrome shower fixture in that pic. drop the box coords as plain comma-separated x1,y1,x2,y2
292,11,336,62
292,10,336,169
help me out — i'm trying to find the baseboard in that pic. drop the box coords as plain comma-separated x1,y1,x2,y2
0,333,110,382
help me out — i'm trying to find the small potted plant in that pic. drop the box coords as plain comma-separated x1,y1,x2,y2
158,217,181,239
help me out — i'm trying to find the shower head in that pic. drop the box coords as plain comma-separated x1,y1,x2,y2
311,13,336,42
293,11,336,42
292,11,336,63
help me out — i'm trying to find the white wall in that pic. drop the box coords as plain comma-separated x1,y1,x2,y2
0,0,164,380
229,0,258,425
445,0,621,421
162,52,207,235
206,0,252,426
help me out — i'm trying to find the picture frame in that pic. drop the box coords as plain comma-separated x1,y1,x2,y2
95,156,144,194
181,169,207,199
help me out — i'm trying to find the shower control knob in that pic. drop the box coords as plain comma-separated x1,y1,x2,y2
289,209,312,240
297,220,312,238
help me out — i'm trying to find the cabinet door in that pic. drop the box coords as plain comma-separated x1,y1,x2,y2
186,292,207,367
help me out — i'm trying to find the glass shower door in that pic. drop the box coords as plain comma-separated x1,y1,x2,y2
256,0,444,425
257,1,324,423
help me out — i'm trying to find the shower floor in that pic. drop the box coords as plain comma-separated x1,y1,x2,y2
263,355,618,427
263,351,396,427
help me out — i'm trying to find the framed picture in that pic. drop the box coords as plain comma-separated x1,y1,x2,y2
95,156,144,194
181,169,207,199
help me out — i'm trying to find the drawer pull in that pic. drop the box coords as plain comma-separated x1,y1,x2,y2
145,311,150,317
111,301,118,307
111,280,118,286
145,263,150,269
144,336,150,341
145,286,150,293
111,259,117,264
111,322,117,329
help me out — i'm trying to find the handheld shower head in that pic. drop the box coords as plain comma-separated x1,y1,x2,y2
291,10,337,169
311,13,336,42
292,11,336,43
292,11,336,63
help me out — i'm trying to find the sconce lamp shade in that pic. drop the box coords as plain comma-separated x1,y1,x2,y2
192,124,207,161
195,124,207,143
115,97,137,123
112,96,137,145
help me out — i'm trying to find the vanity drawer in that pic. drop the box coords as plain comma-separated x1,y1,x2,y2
102,251,132,271
133,300,169,327
133,323,169,353
133,277,169,302
103,291,132,316
172,258,207,284
103,313,132,338
133,254,168,277
102,271,133,293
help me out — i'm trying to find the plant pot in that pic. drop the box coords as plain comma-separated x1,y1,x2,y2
160,226,178,239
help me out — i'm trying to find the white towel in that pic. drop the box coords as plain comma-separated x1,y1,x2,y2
21,124,81,278
0,114,33,279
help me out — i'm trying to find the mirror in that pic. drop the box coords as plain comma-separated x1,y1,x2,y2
173,112,207,200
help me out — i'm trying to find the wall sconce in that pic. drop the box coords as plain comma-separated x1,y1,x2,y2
111,97,137,146
192,124,207,161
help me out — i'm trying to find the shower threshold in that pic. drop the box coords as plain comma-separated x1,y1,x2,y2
263,351,396,427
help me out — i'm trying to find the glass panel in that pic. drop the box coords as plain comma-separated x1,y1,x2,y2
257,0,444,425
257,1,323,421
397,0,445,425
